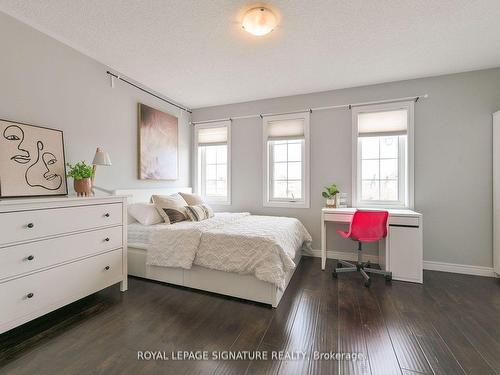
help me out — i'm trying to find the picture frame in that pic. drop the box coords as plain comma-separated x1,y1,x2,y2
138,103,179,180
0,118,68,198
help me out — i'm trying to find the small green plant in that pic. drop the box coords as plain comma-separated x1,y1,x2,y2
322,184,339,199
66,161,94,180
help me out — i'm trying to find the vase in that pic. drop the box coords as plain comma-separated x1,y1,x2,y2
326,197,337,208
74,178,92,197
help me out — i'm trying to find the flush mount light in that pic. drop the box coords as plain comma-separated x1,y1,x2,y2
242,7,278,36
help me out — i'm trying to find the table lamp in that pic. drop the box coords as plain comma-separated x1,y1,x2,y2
92,147,112,194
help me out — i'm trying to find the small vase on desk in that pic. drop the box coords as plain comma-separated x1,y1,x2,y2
326,197,337,208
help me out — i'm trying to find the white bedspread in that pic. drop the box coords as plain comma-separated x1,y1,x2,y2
146,213,312,289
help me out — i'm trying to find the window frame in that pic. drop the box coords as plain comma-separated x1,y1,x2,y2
351,101,414,209
194,121,231,205
262,112,310,208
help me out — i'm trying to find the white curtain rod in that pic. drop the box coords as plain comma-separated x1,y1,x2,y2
190,94,428,125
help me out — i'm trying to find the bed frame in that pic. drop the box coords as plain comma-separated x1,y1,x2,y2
114,188,301,307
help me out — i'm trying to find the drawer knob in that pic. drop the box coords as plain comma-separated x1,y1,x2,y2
26,293,34,299
27,223,34,229
104,265,110,271
27,255,35,261
104,237,110,242
104,213,110,218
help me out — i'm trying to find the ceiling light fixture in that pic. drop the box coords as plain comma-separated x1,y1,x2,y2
242,7,277,36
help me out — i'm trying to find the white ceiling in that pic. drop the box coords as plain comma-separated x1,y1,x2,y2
1,0,500,108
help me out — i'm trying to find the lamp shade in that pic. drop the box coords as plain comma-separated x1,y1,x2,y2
92,147,112,166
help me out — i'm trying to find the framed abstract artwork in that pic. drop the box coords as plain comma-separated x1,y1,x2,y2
138,103,178,180
0,119,68,198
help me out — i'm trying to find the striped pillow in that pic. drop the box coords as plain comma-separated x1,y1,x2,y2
185,204,214,221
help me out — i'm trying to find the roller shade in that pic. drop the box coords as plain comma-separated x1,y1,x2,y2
197,125,228,145
267,118,305,140
358,109,408,137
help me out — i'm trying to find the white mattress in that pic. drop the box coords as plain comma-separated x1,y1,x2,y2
128,222,162,249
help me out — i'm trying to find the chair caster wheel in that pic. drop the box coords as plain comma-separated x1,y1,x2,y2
385,275,392,282
332,271,338,279
337,262,342,268
364,279,371,288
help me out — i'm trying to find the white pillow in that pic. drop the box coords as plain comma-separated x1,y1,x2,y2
127,212,138,224
128,203,163,225
179,192,204,206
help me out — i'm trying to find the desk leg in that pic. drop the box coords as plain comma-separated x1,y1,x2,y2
321,214,326,270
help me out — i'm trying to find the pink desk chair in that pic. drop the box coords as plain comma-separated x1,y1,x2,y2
332,210,392,287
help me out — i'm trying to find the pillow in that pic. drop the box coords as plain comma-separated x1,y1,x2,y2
185,204,214,222
127,212,138,224
152,194,188,224
179,192,204,206
128,203,163,226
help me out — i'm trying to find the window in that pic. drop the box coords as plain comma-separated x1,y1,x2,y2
263,112,310,208
352,102,414,208
195,121,231,204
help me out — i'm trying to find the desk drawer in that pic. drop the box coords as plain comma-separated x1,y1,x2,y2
0,226,122,281
323,213,352,223
0,203,122,246
0,249,123,332
388,216,420,227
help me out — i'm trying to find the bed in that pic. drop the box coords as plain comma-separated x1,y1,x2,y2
114,188,311,307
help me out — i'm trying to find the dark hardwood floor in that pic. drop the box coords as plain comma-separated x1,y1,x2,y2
1,257,499,375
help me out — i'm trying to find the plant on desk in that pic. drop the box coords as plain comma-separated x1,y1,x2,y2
322,184,339,208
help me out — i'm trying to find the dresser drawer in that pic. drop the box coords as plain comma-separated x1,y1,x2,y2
0,249,123,332
0,226,123,281
0,203,122,246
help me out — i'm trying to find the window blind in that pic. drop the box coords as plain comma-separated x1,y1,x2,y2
197,125,228,145
267,118,305,140
358,109,408,137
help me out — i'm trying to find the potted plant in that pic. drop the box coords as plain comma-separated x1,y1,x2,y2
322,184,339,208
67,161,94,197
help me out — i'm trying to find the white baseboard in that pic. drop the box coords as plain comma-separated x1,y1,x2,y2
306,249,379,263
423,260,496,278
305,250,496,278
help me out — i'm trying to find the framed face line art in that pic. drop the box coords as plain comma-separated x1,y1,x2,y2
0,118,68,198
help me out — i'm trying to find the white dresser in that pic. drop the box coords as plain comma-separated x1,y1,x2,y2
0,195,127,334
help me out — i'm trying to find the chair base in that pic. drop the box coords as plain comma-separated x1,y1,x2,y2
332,259,392,287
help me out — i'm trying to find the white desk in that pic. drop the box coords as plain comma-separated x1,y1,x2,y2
321,208,423,283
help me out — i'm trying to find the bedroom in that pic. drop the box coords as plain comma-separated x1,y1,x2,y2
0,1,499,374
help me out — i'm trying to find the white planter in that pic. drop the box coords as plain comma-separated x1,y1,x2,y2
326,197,336,208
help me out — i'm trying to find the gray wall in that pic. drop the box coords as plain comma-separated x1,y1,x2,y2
193,68,500,268
0,12,191,193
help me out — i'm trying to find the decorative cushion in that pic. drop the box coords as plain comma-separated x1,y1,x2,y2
179,192,204,206
152,194,188,224
128,203,163,226
185,204,214,222
127,212,138,224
